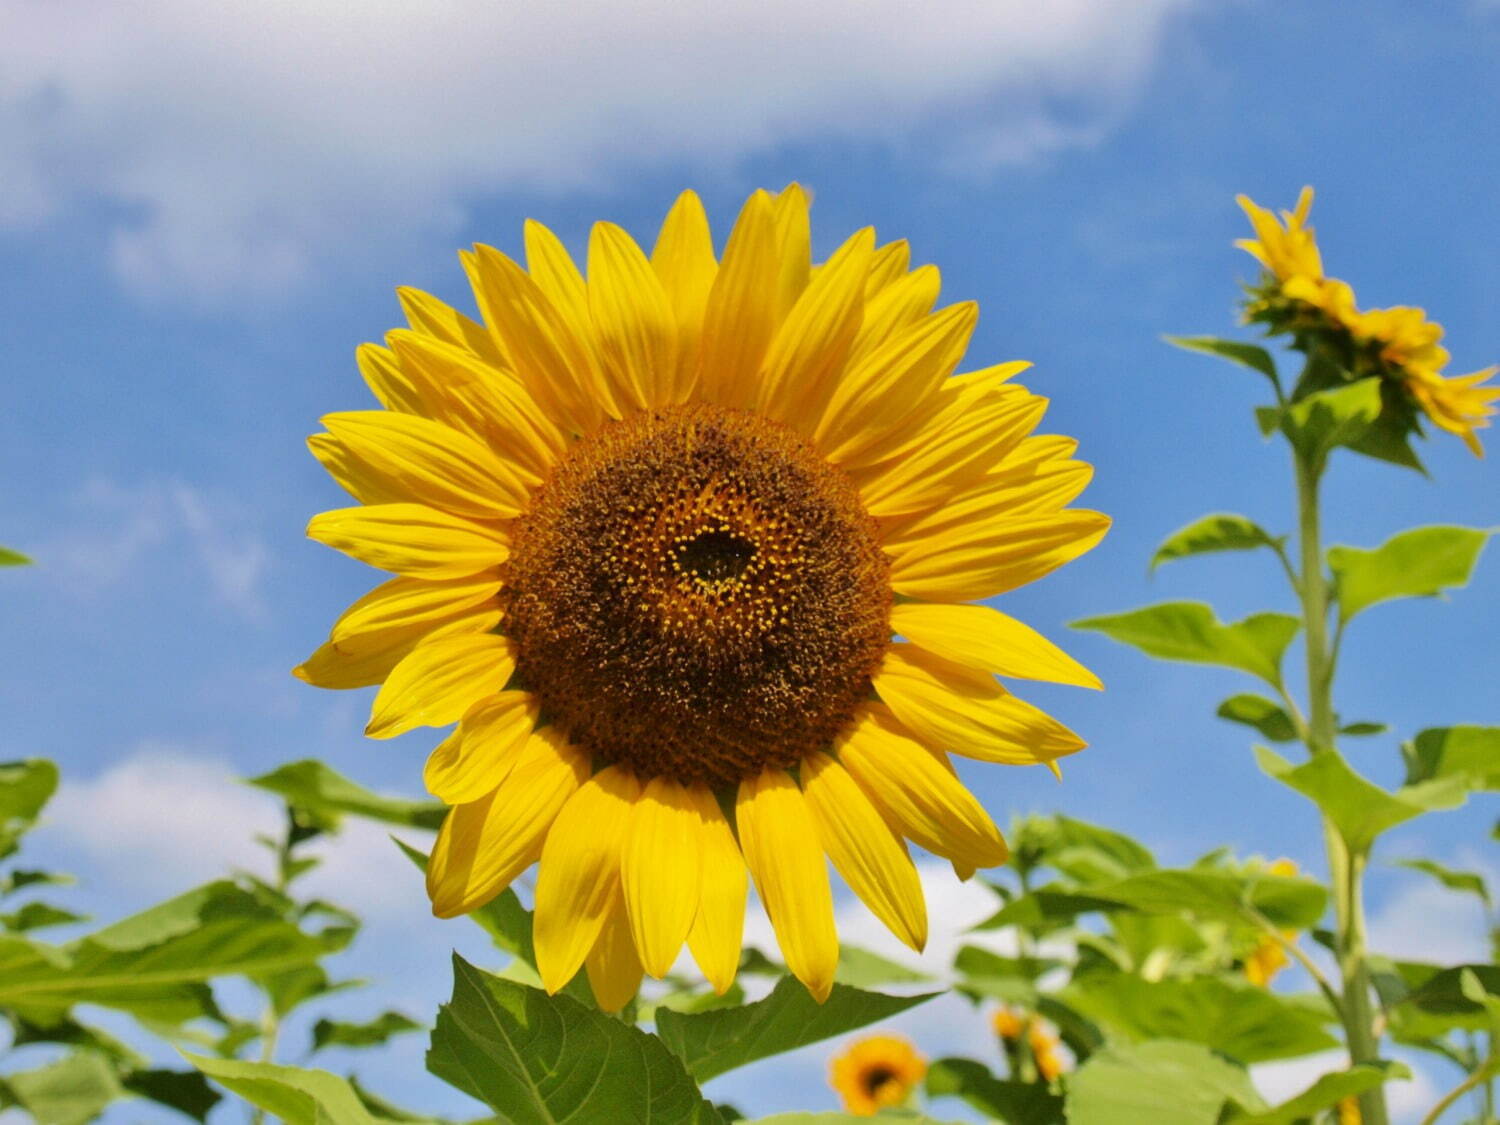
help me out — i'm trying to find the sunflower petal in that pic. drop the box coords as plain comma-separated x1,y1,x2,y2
533,767,641,995
685,786,746,995
523,219,594,365
865,239,911,297
422,690,538,804
888,509,1110,602
366,632,516,739
873,645,1085,766
835,705,1008,868
396,286,507,368
589,222,677,413
427,726,589,917
770,183,812,321
651,190,718,403
330,574,500,642
846,263,939,369
889,603,1101,690
697,190,780,409
356,342,423,415
308,434,407,507
307,503,510,579
621,776,702,978
294,605,500,689
736,769,837,1002
585,888,645,1014
802,752,927,952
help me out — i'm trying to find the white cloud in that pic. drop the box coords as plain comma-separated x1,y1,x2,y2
1369,865,1493,965
38,476,269,620
0,0,1193,304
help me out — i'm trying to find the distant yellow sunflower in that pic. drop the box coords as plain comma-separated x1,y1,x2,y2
297,186,1107,1009
1235,187,1355,323
830,1035,926,1116
1246,857,1297,987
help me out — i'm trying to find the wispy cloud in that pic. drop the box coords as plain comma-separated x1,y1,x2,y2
1,0,1192,304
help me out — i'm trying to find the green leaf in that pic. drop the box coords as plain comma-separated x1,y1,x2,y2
1071,603,1299,688
1223,1063,1409,1125
1281,378,1383,463
184,1054,381,1124
833,944,931,987
249,760,446,829
1150,514,1284,573
1065,1039,1263,1125
2,1051,124,1125
748,1114,957,1124
1255,745,1468,854
1,758,60,859
1395,858,1490,907
120,1069,223,1123
1164,336,1281,388
1328,525,1492,623
1059,975,1337,1063
1339,721,1387,737
1096,868,1327,930
655,975,938,1083
428,954,722,1123
312,1010,422,1051
1,901,88,932
1010,814,1156,884
2,868,75,897
1216,695,1297,742
0,880,340,1024
924,1057,1063,1124
0,545,31,566
1403,726,1500,791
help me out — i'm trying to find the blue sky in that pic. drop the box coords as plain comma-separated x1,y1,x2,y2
1,1,1496,1121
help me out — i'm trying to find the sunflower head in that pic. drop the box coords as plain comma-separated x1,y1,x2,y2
829,1034,926,1116
298,186,1107,1010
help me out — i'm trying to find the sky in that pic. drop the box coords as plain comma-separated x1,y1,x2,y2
1,0,1497,1121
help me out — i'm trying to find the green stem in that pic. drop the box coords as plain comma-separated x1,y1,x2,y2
1420,1047,1498,1125
1293,451,1389,1125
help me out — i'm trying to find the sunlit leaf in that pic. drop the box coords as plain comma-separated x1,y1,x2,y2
833,944,931,987
1,901,87,932
249,760,446,830
1281,378,1382,464
312,1010,422,1051
1163,336,1280,388
1065,1039,1264,1125
1150,514,1284,573
1222,1062,1407,1124
1072,603,1299,688
184,1054,381,1124
1,758,60,859
1,1051,123,1125
1216,695,1297,742
1328,525,1491,623
428,955,721,1123
1402,726,1500,791
656,975,938,1083
1255,746,1468,854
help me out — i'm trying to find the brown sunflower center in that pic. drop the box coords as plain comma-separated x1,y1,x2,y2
862,1066,900,1098
500,402,891,788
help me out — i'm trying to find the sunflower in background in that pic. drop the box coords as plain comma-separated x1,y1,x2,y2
297,186,1107,1010
829,1035,926,1116
992,1006,1067,1081
1236,188,1498,455
1243,857,1299,988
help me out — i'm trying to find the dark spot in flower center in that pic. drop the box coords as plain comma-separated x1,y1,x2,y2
862,1066,899,1096
673,528,758,585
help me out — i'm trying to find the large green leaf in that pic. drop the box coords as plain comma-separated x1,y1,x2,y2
0,881,341,1023
1216,694,1297,742
0,758,59,859
924,1057,1063,1124
185,1054,384,1124
1255,746,1468,853
655,975,938,1083
0,1051,123,1125
1071,603,1299,688
748,1114,956,1124
1065,1040,1263,1125
1281,378,1383,463
1223,1063,1408,1125
1059,975,1336,1063
249,760,446,829
428,954,721,1123
833,945,932,988
1163,336,1281,388
312,1010,422,1051
1402,726,1500,791
1328,525,1492,622
1010,814,1155,885
1150,514,1284,573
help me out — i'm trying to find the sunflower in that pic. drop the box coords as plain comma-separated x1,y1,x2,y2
1245,857,1297,987
298,186,1107,1009
1235,187,1355,324
829,1035,926,1116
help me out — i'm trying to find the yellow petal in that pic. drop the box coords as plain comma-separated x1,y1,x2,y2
320,411,528,518
888,509,1110,602
330,573,500,642
873,645,1085,766
427,726,589,917
396,285,507,369
846,264,939,369
534,767,641,995
889,603,1101,690
589,221,677,413
295,604,500,689
757,227,874,427
835,705,1008,868
865,239,911,298
523,219,595,370
814,302,978,465
736,770,837,1003
366,632,516,739
422,690,538,804
651,190,718,403
621,776,702,978
307,503,509,579
585,888,644,1014
802,752,927,953
356,342,423,415
308,434,408,507
685,785,747,995
770,183,812,321
697,190,780,409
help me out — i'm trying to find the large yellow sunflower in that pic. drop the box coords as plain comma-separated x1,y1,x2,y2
297,186,1108,1009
